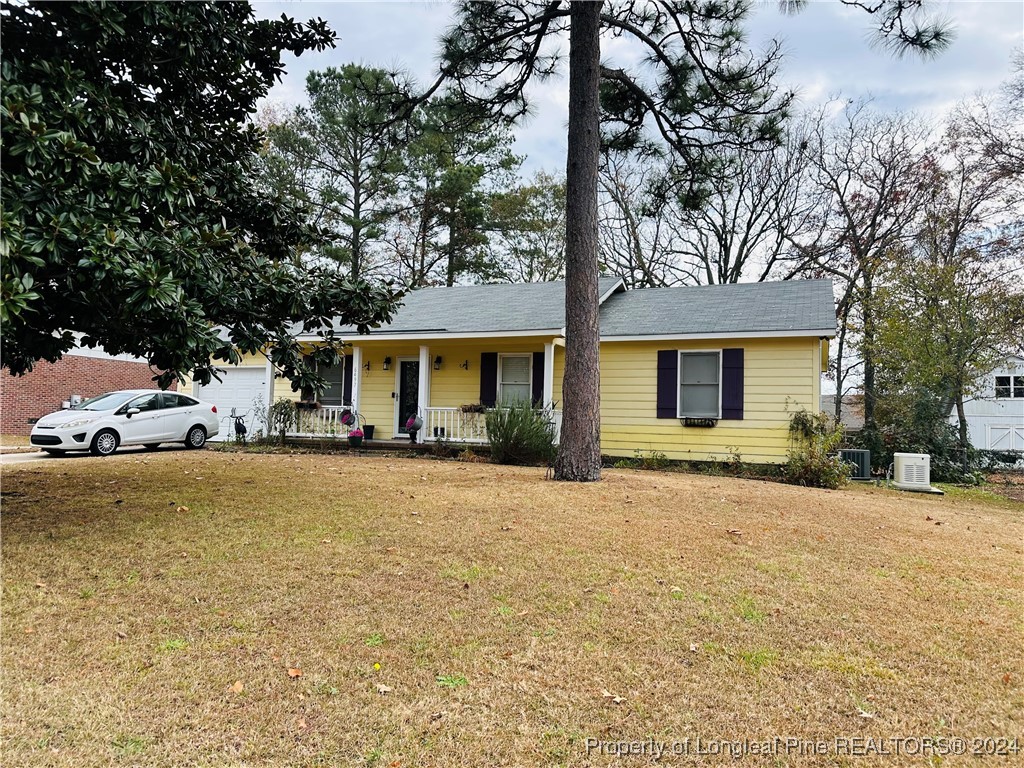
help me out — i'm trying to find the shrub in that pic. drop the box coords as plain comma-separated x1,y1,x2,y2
783,409,850,489
485,403,557,466
614,448,670,471
267,398,297,445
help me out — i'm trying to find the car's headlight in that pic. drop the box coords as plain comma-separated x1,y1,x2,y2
62,417,98,429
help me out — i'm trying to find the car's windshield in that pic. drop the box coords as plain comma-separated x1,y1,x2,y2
73,392,135,411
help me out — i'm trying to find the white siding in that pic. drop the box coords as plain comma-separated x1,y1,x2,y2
951,356,1024,450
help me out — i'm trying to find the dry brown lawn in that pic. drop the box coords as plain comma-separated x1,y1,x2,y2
2,451,1022,767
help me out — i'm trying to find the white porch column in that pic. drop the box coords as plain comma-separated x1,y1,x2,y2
350,346,362,412
418,345,431,444
543,342,555,409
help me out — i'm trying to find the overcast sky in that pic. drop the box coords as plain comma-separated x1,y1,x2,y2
255,1,1023,175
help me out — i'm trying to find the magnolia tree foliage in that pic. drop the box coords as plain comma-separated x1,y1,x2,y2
0,1,400,392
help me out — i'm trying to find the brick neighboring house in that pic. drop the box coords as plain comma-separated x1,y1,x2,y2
1,346,172,435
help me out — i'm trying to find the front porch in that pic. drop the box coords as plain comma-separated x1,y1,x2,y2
283,335,565,445
288,404,563,445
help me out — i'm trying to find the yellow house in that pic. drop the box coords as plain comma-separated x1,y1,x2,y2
191,278,835,464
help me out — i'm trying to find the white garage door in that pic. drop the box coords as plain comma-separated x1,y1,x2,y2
988,424,1024,451
195,367,267,441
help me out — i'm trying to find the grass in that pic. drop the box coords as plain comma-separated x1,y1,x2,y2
2,451,1022,767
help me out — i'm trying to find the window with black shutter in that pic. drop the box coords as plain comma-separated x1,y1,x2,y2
657,348,744,421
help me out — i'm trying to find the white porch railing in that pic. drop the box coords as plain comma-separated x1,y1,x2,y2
290,406,354,438
423,407,562,445
286,405,563,445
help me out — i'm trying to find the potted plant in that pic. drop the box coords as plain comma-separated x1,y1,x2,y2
347,427,364,447
406,414,423,443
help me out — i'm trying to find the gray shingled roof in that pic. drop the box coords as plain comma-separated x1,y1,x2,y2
599,279,836,337
295,277,836,338
301,278,624,337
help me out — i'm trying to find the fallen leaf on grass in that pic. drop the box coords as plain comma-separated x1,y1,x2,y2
229,680,244,694
34,581,46,588
601,689,626,705
857,709,876,719
689,643,699,653
376,683,393,695
287,668,303,679
175,506,190,513
727,529,742,536
1002,673,1012,685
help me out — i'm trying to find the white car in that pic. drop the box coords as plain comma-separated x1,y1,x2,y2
30,390,220,456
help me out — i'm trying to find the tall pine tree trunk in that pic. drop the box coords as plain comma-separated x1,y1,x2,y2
553,0,602,482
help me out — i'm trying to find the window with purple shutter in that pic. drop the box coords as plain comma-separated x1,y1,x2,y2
721,348,743,419
342,356,353,406
656,351,677,418
532,351,544,406
657,348,744,420
480,352,498,407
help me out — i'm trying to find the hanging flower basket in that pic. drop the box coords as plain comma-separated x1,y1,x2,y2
340,409,356,426
406,414,423,443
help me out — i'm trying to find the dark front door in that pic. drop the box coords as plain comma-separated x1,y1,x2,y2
397,359,419,434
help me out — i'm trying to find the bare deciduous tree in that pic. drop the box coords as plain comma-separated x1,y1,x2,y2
792,102,935,435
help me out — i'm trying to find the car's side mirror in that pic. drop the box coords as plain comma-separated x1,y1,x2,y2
126,407,141,418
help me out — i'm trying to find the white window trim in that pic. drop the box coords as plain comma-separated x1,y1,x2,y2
318,356,348,407
677,349,722,419
497,353,533,405
994,374,1024,400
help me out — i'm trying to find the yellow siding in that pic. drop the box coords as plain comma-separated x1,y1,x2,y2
599,337,820,464
552,344,565,407
273,334,822,461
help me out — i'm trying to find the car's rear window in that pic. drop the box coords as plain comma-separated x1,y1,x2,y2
163,394,199,408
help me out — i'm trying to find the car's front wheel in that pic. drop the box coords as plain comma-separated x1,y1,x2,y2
185,425,207,449
90,429,119,457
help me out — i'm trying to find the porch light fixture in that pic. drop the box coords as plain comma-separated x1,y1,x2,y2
433,355,442,371
460,360,469,370
363,360,371,371
382,356,392,371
